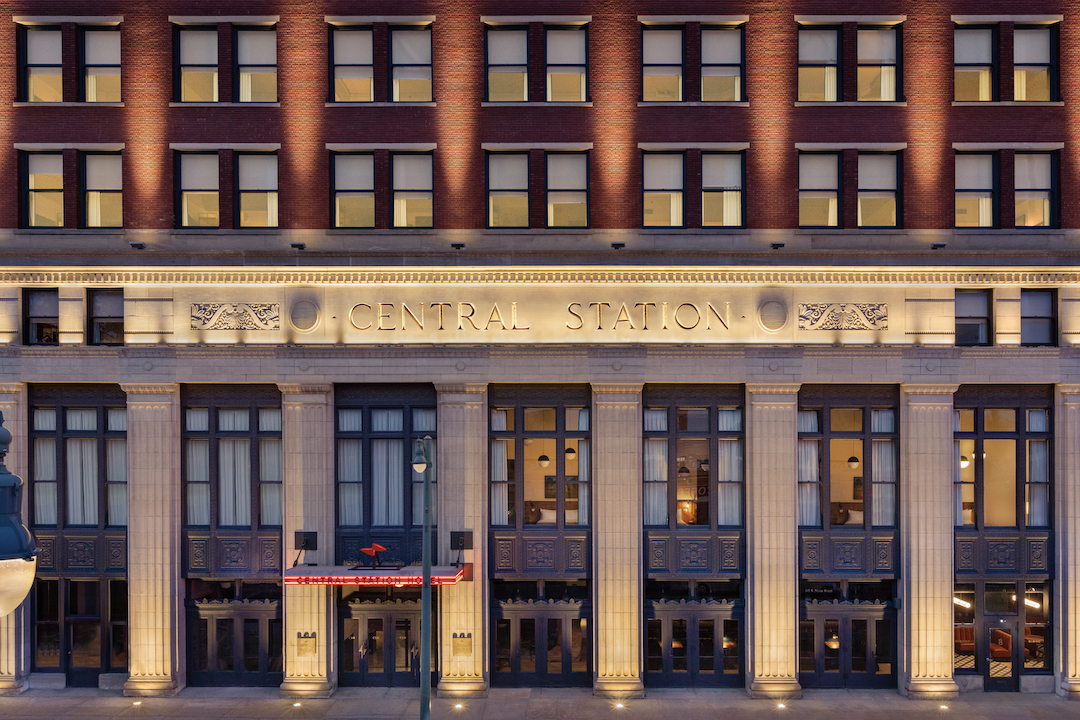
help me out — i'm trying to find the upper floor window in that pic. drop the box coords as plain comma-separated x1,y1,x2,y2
24,289,59,345
547,152,588,227
643,400,744,528
702,153,743,227
1015,153,1054,228
954,27,994,101
31,401,128,528
798,391,898,530
1020,290,1056,347
337,405,437,528
391,27,432,102
81,29,121,102
487,152,529,228
701,26,742,101
955,290,992,347
642,27,682,102
88,289,124,346
799,153,839,227
331,27,373,102
24,153,63,228
955,153,995,228
21,26,62,102
857,153,899,228
1014,26,1055,101
178,153,219,227
235,28,277,102
857,27,897,101
486,27,527,102
237,153,278,228
643,153,684,227
798,27,838,101
332,152,374,228
490,398,590,529
392,153,433,228
546,26,587,102
84,153,123,228
177,27,218,102
954,391,1051,530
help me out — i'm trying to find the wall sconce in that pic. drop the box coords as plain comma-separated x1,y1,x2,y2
847,456,860,469
960,455,970,469
565,446,577,460
677,466,690,477
537,454,551,468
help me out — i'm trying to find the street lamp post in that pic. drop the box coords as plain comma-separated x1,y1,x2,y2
0,412,38,617
411,436,434,720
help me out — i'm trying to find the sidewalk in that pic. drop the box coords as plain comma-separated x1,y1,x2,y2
0,687,1078,720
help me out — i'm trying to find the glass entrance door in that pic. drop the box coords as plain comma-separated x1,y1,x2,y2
32,579,128,687
644,612,741,687
799,612,895,689
340,608,424,686
491,604,591,686
985,619,1021,692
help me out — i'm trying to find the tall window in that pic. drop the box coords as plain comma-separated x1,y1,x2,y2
490,392,590,529
488,153,529,228
31,402,127,529
392,154,433,228
24,289,59,345
1020,290,1055,347
84,153,123,228
331,27,373,102
25,153,63,228
954,392,1051,529
546,27,587,102
22,27,62,102
486,27,527,102
391,27,432,102
701,26,742,101
643,398,744,528
184,391,282,529
798,389,898,529
1015,153,1054,228
235,28,277,102
1014,26,1053,101
702,153,743,227
954,27,994,101
798,27,839,101
332,153,375,228
82,29,121,102
799,153,839,227
237,154,278,228
642,27,682,102
336,404,437,528
857,27,897,101
642,153,683,227
88,289,124,346
954,290,992,347
547,153,588,227
179,153,219,227
177,27,218,102
857,153,898,228
955,154,994,228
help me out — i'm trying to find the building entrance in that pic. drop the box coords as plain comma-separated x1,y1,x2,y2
490,581,591,687
339,601,424,687
32,579,128,687
185,580,283,687
798,581,896,689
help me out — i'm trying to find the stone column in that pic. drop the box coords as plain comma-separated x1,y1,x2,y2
0,384,29,694
591,384,644,698
278,385,336,699
123,384,184,696
435,384,489,697
746,384,801,699
1056,386,1080,698
900,384,959,699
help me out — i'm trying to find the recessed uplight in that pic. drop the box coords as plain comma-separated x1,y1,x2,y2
777,702,786,709
293,702,301,707
940,705,949,711
615,702,625,709
132,700,142,706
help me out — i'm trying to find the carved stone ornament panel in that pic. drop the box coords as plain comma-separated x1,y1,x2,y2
191,303,280,330
798,303,888,330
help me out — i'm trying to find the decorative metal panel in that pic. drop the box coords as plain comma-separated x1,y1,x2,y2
802,538,822,571
525,540,555,570
67,538,97,571
495,538,515,572
107,537,126,570
833,540,863,570
190,303,280,330
956,539,975,571
649,538,668,571
720,539,739,571
798,303,888,330
259,538,280,573
219,540,249,571
679,540,709,571
189,537,209,571
874,540,892,572
1028,539,1048,572
36,536,56,571
566,538,586,572
986,540,1017,571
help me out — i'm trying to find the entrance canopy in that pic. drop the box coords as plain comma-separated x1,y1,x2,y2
283,565,465,587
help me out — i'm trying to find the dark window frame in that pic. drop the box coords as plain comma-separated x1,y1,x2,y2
176,150,220,229
544,24,589,103
701,150,746,228
641,151,686,229
953,24,998,102
78,25,121,103
797,25,841,102
23,287,59,346
87,288,124,346
18,24,63,103
330,151,376,229
232,24,278,104
798,151,841,229
81,150,123,229
21,150,64,230
700,24,745,102
545,150,590,229
173,24,219,104
1014,150,1058,229
856,150,902,229
389,24,433,103
485,24,529,103
390,151,435,229
640,24,684,103
234,151,278,229
856,24,902,102
328,24,374,103
1020,289,1057,347
486,151,530,229
954,151,998,229
1013,23,1057,102
954,289,993,347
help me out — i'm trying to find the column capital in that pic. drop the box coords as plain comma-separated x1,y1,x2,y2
120,383,179,396
434,383,488,396
590,383,644,395
0,384,23,396
1057,384,1080,399
277,383,332,397
902,383,959,398
746,383,801,398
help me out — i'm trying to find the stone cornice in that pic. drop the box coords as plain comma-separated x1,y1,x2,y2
3,267,1080,286
119,383,178,395
746,384,802,396
591,384,644,395
1057,385,1080,398
277,384,332,396
902,384,961,396
434,383,488,395
0,384,23,394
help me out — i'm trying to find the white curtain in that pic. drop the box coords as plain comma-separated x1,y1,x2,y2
338,439,362,525
414,408,437,432
797,439,820,526
67,409,96,431
798,410,819,433
66,438,98,525
106,437,127,526
413,438,437,526
33,437,57,525
953,439,965,527
1028,440,1049,526
717,408,742,432
871,439,896,527
258,408,282,432
574,440,589,525
186,439,210,525
644,409,667,432
722,191,741,226
490,438,510,525
34,408,56,431
823,66,838,101
218,409,248,432
716,439,743,526
260,438,282,526
87,194,102,228
187,408,209,432
977,196,993,226
643,438,668,525
372,409,403,432
218,438,251,526
371,438,403,525
871,408,895,433
577,408,590,431
1028,409,1048,432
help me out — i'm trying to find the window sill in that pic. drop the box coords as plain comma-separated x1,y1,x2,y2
168,102,282,107
14,228,125,235
638,101,749,107
481,101,592,107
952,101,1064,107
795,101,907,107
170,228,283,234
325,101,436,107
13,101,124,107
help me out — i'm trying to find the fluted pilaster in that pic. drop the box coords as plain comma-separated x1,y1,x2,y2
591,384,644,697
746,384,801,699
122,384,183,696
0,384,29,694
1057,385,1080,699
901,384,959,699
